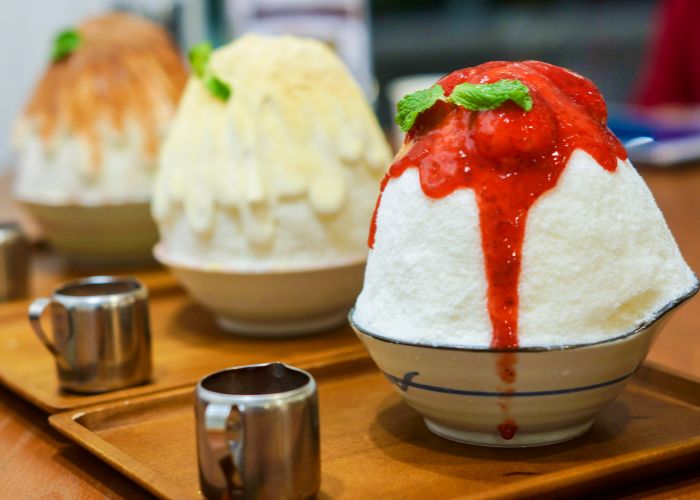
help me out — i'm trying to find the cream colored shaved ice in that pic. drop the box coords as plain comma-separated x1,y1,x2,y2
15,127,163,205
354,150,697,347
153,34,391,270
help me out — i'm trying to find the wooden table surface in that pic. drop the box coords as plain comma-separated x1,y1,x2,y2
1,169,699,499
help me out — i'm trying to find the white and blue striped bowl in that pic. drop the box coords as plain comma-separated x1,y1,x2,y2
349,285,697,447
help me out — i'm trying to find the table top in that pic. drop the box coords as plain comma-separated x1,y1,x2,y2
1,168,699,499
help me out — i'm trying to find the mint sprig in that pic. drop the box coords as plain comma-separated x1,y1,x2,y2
205,76,231,101
449,80,533,112
188,42,232,102
188,42,212,79
395,85,445,132
394,79,533,133
52,29,81,62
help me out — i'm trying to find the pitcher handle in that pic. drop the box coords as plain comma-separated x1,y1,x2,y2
28,297,71,370
204,403,244,495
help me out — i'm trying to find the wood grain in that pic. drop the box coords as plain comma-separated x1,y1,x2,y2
0,251,365,413
0,382,150,499
49,361,700,500
2,162,700,498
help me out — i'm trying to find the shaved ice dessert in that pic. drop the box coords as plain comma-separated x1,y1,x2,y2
355,61,697,350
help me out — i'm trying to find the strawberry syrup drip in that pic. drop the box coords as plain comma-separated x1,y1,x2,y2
368,61,627,438
497,419,519,441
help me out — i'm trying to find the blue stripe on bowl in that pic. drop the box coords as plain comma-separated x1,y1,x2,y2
384,370,636,397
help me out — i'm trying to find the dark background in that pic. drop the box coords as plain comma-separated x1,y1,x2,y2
370,0,656,122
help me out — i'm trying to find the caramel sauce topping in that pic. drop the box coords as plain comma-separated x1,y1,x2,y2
23,13,187,168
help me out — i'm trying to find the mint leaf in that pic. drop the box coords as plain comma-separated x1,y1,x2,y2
52,29,81,62
188,42,212,79
448,79,532,112
395,85,445,132
205,75,231,101
188,42,232,102
394,79,533,133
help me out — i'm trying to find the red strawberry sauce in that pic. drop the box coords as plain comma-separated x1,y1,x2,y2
368,61,627,439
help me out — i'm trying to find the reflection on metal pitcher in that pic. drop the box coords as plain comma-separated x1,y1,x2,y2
195,363,320,500
28,276,152,393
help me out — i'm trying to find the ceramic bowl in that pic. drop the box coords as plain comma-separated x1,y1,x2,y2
154,243,366,337
20,201,158,265
350,284,698,447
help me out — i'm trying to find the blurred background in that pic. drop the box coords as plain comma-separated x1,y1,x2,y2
0,0,691,171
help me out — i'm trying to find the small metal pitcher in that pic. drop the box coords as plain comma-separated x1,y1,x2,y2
28,276,152,393
195,363,320,500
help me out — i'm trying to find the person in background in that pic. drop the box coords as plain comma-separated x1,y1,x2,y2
636,0,700,106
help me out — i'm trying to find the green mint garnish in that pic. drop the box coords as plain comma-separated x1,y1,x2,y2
52,29,81,62
394,79,533,133
205,76,231,101
395,85,445,132
188,42,232,102
188,42,212,79
448,80,533,112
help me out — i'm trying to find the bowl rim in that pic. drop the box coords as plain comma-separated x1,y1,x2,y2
349,278,699,352
18,198,151,209
153,242,367,276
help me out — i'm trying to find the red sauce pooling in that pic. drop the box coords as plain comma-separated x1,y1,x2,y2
369,61,626,350
497,419,519,440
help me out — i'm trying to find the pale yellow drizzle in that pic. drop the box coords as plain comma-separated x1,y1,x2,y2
154,35,390,244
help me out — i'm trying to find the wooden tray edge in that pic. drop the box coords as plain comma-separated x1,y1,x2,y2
49,360,700,499
478,362,700,499
634,361,700,406
50,391,191,500
482,436,700,499
0,372,58,413
49,356,377,499
14,337,370,414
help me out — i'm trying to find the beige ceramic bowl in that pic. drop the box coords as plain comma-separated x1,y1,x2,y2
154,243,365,337
350,284,697,447
21,202,158,265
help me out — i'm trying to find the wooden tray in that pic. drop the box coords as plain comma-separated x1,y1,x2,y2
49,359,700,499
0,252,365,413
